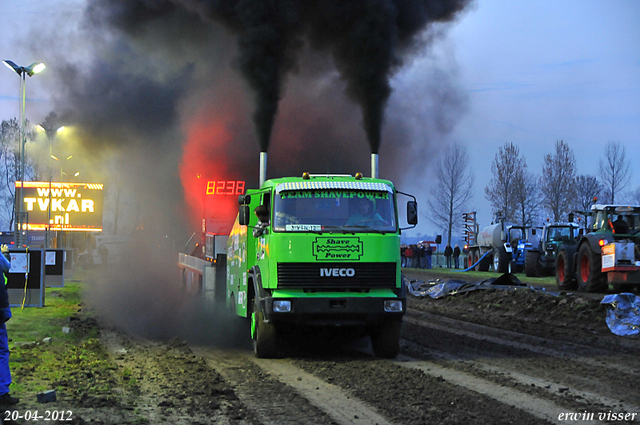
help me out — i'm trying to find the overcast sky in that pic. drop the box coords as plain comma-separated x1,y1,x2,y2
1,0,639,238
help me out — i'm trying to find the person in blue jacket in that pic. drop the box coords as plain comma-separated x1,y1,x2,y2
0,244,18,405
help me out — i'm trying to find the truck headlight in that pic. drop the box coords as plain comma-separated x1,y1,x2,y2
384,300,403,312
272,300,292,313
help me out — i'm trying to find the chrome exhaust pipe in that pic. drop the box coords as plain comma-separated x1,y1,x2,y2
259,151,267,187
371,153,379,179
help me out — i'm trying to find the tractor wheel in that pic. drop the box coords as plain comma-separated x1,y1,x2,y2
576,243,608,293
525,250,540,277
493,247,509,273
370,320,401,358
252,297,281,358
508,261,523,274
555,249,577,290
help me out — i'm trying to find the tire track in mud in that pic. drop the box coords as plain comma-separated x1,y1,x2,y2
392,354,602,425
194,347,393,425
405,309,639,372
196,344,551,425
400,309,640,423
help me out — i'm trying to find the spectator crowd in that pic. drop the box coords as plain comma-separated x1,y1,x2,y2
401,242,463,269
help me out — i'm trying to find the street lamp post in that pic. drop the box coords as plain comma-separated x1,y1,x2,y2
3,60,46,247
50,155,77,182
37,124,64,248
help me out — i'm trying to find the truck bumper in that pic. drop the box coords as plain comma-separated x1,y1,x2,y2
261,296,405,326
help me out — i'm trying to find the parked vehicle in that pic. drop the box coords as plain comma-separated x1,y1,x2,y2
525,221,580,278
555,204,640,292
466,215,533,273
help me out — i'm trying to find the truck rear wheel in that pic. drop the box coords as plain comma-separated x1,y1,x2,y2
555,249,577,290
252,299,281,358
576,243,607,293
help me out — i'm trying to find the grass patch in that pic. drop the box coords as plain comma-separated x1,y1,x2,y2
6,274,122,405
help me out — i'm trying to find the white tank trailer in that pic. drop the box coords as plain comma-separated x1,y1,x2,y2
466,219,531,273
476,222,504,248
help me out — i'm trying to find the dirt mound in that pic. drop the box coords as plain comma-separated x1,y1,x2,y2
407,283,637,352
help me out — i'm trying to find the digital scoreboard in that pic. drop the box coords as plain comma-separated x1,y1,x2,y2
205,181,245,196
202,181,246,235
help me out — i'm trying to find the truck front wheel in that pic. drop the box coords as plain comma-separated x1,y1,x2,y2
576,244,607,293
252,299,281,358
370,320,401,358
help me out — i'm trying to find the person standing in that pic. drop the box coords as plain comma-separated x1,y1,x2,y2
411,244,420,269
416,243,425,269
0,245,18,406
404,245,413,268
99,245,109,266
444,243,453,269
425,243,433,269
453,244,461,269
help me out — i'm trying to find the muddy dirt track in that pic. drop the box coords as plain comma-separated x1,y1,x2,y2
6,269,640,425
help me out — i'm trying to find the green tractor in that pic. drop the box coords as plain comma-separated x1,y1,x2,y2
555,204,640,292
525,221,580,279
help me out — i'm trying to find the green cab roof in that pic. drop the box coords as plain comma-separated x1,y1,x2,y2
262,174,395,193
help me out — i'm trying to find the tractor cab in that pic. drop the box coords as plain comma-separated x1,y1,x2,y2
589,205,640,238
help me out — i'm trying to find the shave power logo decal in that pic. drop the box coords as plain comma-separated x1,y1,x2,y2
313,237,363,261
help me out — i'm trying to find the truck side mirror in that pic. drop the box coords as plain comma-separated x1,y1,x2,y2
238,205,250,226
406,201,418,225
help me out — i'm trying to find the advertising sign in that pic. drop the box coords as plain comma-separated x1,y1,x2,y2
15,181,104,232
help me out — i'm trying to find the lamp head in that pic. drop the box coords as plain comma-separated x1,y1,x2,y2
3,60,46,77
2,60,23,76
25,62,46,76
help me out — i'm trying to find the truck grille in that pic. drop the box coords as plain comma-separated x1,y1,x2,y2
277,262,397,290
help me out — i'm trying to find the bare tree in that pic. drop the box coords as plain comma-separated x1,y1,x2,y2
574,174,602,212
0,119,21,229
540,140,576,222
512,168,540,226
484,142,524,221
631,187,640,205
599,141,631,204
427,142,474,245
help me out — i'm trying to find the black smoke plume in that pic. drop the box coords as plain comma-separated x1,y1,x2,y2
27,0,470,343
87,0,470,153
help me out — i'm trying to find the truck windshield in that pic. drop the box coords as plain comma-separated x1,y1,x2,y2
273,189,396,232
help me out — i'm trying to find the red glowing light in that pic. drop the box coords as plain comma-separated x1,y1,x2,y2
179,108,247,235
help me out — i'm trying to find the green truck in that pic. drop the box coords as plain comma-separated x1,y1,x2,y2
226,172,417,358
